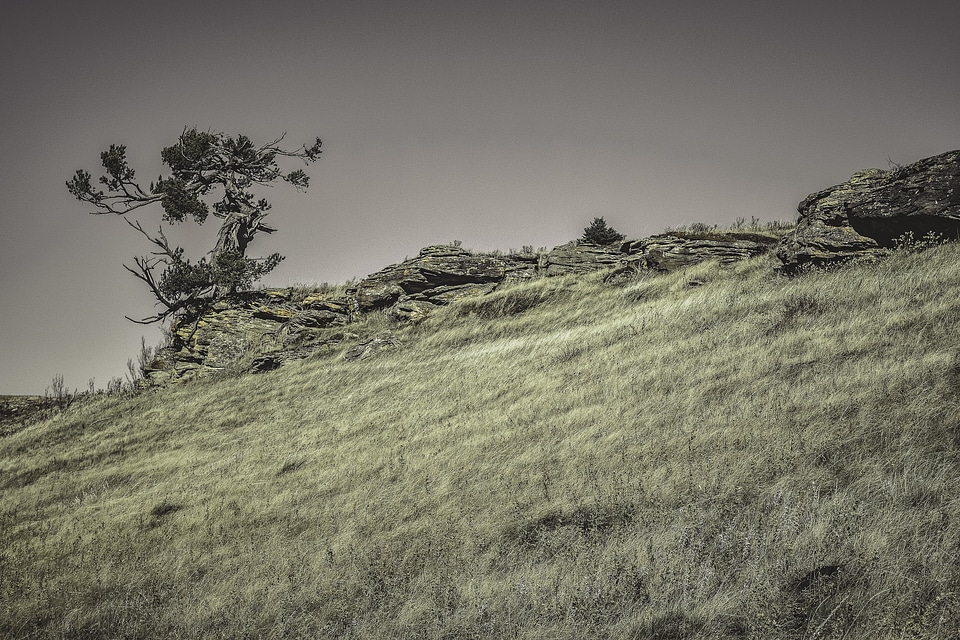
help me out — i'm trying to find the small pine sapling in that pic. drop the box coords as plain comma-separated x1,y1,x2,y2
581,217,626,245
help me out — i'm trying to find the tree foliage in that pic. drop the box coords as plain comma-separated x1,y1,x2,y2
581,217,625,245
68,128,322,323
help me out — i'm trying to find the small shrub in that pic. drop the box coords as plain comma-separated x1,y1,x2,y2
582,217,625,245
688,221,716,234
46,373,72,407
106,377,124,395
894,230,947,253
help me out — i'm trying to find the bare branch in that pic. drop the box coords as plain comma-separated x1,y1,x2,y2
83,193,163,217
123,218,177,259
123,259,175,317
259,132,287,152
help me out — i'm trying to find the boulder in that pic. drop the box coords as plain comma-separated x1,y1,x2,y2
347,245,535,313
390,300,438,323
350,282,405,312
622,233,778,272
541,241,625,275
777,150,960,271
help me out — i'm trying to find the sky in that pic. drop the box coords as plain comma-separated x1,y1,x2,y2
2,0,959,395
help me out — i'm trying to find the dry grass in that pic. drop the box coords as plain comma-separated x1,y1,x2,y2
3,244,960,638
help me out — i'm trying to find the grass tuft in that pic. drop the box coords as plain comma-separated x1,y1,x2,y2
149,500,183,519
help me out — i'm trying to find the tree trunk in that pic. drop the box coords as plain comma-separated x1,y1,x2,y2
208,177,278,295
214,213,251,259
213,178,276,261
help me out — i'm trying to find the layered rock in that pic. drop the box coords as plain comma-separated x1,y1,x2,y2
144,289,355,385
348,245,539,315
540,241,625,275
777,150,960,271
145,234,782,384
621,233,779,272
144,246,539,383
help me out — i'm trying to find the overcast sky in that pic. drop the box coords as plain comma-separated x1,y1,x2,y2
2,0,959,395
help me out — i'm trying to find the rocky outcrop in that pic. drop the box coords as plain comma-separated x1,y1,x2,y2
621,233,779,272
777,150,960,271
126,151,960,385
348,245,539,314
145,243,615,383
540,241,625,275
346,242,650,318
144,289,356,385
145,234,783,384
143,247,535,383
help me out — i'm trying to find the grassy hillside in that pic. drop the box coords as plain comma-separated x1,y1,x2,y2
3,245,960,639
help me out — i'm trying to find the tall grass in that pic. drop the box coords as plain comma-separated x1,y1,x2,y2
2,245,960,638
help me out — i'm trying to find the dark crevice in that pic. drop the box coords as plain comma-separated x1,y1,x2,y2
849,214,960,248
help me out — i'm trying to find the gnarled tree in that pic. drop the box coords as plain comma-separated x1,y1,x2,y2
67,127,322,323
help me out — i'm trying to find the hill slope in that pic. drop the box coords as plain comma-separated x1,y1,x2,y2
3,246,960,639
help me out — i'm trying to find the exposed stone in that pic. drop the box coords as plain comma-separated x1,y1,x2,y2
350,283,405,312
390,300,442,323
777,150,960,271
144,229,783,385
250,332,356,373
145,288,355,384
177,309,275,369
541,241,625,276
300,297,351,313
288,309,349,328
621,233,778,272
343,332,401,361
347,245,533,313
